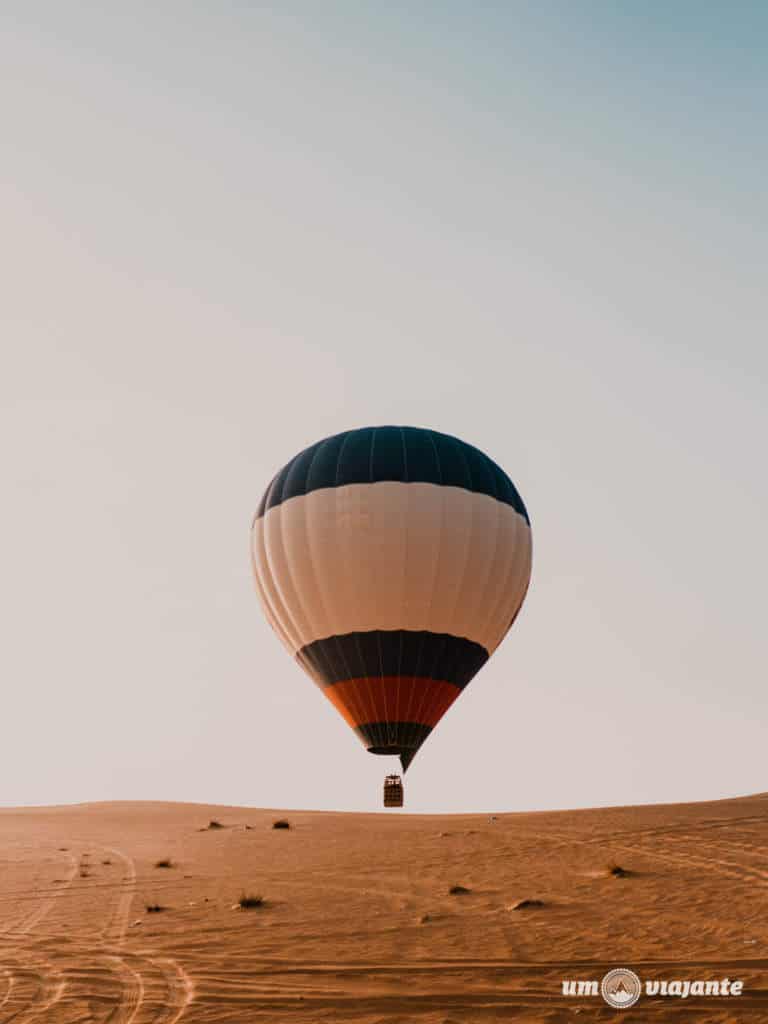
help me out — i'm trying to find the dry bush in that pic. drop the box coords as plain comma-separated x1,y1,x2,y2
510,898,545,910
238,892,265,909
607,863,631,878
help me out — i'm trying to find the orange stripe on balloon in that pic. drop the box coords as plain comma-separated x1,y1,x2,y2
324,677,461,729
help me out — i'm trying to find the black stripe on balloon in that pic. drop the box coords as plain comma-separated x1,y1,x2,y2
354,722,433,754
255,425,529,523
297,630,489,689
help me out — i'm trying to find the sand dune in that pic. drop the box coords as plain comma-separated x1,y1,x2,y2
1,793,766,1021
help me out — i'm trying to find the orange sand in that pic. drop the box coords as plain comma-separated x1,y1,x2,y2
1,793,766,1021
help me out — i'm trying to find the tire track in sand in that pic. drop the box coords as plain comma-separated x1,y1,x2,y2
0,964,65,1024
0,971,15,1015
95,846,193,1023
0,843,192,1024
99,846,137,946
610,838,768,888
103,955,144,1024
0,849,78,938
0,847,77,1023
150,958,194,1024
7,968,67,1023
517,825,768,889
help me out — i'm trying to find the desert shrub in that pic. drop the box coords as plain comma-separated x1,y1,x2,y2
607,863,630,878
510,898,545,910
238,892,265,909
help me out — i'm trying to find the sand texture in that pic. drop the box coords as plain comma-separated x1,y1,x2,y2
1,793,766,1021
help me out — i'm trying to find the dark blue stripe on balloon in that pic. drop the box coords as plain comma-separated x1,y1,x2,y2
297,629,489,689
255,426,529,523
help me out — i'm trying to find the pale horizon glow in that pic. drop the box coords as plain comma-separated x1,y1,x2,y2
2,3,767,813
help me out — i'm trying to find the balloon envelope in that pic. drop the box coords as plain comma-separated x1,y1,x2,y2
251,426,532,771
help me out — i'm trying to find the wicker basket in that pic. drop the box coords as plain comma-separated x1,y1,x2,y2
383,774,404,808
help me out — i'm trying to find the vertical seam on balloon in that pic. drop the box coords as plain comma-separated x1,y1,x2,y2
249,535,296,656
259,509,304,654
348,674,369,734
284,451,327,649
411,436,445,734
415,663,446,742
345,666,368,734
274,506,311,651
292,439,358,734
481,512,520,654
423,631,449,721
330,432,368,735
501,515,533,648
364,429,385,749
299,440,314,501
421,665,455,735
298,441,350,701
393,427,409,750
504,520,533,637
369,427,388,750
408,491,447,748
416,677,438,732
332,677,364,735
275,493,319,667
507,574,531,632
351,631,369,726
485,512,530,654
404,435,444,755
427,431,444,487
417,433,446,743
435,450,478,749
495,516,529,647
446,438,477,643
423,680,455,729
253,469,277,528
469,493,504,655
251,523,287,648
299,641,327,691
472,453,505,651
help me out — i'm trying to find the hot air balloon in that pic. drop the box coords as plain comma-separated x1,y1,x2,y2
250,426,532,807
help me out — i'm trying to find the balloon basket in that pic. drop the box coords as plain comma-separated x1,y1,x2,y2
383,774,404,808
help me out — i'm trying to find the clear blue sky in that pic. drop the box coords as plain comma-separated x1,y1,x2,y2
2,3,766,811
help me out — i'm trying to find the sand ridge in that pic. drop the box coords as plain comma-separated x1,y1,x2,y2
0,794,766,1021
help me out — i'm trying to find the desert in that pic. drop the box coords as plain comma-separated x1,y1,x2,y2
1,791,766,1021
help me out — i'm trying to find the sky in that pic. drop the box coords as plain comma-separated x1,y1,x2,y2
2,2,767,812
